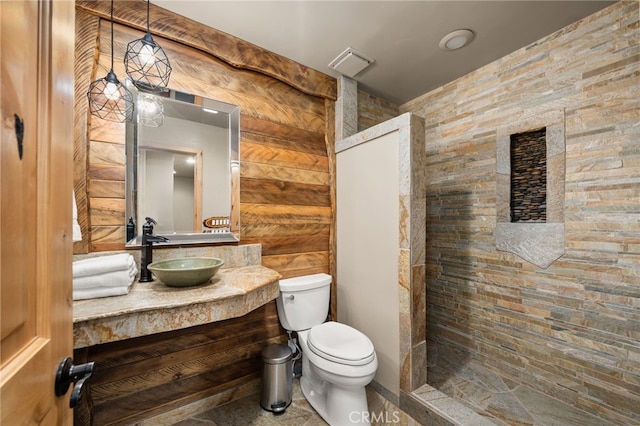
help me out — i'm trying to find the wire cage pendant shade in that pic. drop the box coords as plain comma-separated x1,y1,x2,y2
87,70,134,122
86,0,134,123
124,0,172,91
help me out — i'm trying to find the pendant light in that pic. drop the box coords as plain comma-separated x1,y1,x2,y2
137,93,164,127
87,0,134,123
124,0,172,91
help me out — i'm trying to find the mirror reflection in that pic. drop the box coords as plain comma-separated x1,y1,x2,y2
126,87,240,246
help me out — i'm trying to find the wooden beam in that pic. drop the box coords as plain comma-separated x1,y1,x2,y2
76,0,337,101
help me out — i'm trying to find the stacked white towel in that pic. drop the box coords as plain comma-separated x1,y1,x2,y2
73,253,138,300
72,190,82,242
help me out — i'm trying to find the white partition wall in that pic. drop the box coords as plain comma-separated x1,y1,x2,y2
336,113,426,401
337,130,401,395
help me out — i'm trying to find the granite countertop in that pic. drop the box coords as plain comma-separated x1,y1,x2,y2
73,265,281,349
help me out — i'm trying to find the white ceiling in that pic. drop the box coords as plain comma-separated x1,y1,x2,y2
152,1,615,104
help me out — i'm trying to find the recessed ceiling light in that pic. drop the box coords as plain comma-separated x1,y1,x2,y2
439,29,475,51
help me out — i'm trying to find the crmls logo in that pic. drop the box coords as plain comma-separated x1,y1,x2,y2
349,411,402,424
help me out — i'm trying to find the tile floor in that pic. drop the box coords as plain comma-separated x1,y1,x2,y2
427,343,610,426
167,344,612,426
169,379,325,426
170,378,420,426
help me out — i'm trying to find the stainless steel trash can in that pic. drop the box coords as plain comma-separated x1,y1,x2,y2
260,344,293,413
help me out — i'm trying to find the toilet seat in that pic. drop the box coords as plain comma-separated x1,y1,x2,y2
307,322,375,366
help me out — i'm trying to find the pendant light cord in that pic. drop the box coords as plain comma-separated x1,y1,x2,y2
146,0,150,33
110,0,114,71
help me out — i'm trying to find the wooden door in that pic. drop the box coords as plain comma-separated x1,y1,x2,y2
1,1,75,423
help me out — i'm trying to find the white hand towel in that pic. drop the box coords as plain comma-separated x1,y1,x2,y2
73,253,135,278
72,190,82,242
73,262,137,290
73,285,131,301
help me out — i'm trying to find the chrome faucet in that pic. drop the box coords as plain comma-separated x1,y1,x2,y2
139,217,169,282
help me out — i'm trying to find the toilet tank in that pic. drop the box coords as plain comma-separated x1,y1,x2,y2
276,273,331,331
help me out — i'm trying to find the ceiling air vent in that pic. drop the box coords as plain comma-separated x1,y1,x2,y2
328,47,375,78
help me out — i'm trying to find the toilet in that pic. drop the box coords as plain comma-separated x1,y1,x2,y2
276,273,378,425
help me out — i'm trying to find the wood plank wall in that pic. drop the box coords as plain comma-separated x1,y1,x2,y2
73,2,336,424
75,17,335,264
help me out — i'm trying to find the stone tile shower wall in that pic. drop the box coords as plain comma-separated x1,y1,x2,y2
357,89,400,132
401,2,640,424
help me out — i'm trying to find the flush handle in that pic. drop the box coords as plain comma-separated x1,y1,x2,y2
55,357,95,408
286,295,295,301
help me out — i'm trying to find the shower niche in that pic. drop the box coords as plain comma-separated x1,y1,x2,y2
495,109,566,268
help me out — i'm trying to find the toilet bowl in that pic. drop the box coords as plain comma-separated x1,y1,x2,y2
276,273,378,425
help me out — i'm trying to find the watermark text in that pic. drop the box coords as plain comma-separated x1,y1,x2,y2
349,410,401,424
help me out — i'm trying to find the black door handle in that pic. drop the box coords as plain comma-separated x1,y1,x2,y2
55,357,95,408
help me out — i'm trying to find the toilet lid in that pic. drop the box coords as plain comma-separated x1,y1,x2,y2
307,322,375,366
